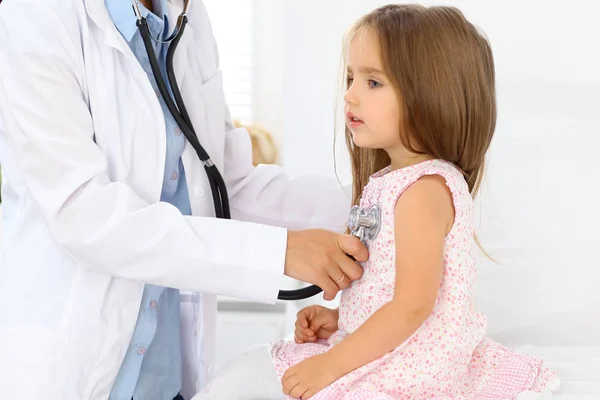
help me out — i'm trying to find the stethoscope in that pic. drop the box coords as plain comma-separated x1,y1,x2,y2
131,0,382,300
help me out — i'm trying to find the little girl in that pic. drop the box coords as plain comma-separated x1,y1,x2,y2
194,4,559,399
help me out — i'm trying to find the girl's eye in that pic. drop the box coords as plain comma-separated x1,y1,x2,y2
347,76,354,85
368,79,382,89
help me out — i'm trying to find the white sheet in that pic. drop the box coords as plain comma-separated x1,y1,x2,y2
514,345,600,399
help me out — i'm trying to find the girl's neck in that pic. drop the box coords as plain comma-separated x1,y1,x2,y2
389,153,434,171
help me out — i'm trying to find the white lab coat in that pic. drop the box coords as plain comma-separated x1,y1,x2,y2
0,0,351,398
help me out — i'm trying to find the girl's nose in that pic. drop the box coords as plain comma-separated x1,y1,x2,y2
344,85,358,106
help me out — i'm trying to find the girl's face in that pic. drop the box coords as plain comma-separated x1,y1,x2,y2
344,29,403,153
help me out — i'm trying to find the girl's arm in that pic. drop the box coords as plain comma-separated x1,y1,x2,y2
324,175,455,377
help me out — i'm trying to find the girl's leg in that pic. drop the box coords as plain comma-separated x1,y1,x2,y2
192,345,284,400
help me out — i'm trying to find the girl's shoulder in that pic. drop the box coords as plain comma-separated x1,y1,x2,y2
370,159,466,189
362,159,472,212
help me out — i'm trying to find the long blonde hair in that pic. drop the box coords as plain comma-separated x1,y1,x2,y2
337,4,496,255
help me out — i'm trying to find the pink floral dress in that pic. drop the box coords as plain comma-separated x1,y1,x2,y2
269,159,559,399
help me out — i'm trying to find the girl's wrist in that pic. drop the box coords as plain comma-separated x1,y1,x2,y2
322,347,350,378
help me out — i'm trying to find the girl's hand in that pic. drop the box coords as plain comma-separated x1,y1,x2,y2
281,353,343,399
294,305,339,344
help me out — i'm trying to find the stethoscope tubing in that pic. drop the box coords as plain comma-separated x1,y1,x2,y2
135,10,325,301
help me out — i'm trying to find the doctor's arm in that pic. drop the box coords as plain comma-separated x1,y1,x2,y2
221,117,367,298
222,119,352,232
0,5,363,303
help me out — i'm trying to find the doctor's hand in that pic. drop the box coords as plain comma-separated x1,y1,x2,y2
285,229,367,301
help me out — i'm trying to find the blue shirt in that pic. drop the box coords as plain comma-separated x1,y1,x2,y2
106,1,191,399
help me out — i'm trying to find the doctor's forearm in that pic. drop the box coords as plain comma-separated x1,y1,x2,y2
229,170,352,231
223,124,352,231
41,178,287,300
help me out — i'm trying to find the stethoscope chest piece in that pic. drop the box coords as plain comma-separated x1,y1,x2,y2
348,204,382,243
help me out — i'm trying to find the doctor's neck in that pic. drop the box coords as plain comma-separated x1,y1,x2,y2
139,0,154,12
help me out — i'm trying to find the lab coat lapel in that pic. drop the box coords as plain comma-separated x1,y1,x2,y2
84,0,126,52
82,0,167,203
85,0,193,129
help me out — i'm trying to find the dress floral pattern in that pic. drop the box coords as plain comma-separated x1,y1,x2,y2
269,159,559,399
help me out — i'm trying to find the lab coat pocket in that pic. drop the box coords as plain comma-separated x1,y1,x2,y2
0,325,63,395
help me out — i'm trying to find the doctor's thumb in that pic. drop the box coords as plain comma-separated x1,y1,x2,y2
337,234,369,263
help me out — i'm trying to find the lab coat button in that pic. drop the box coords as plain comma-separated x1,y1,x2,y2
150,300,158,309
171,171,179,180
174,127,182,136
137,347,146,355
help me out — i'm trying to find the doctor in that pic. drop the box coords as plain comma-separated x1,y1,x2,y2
0,0,367,399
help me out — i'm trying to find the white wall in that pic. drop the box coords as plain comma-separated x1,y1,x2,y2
252,0,600,344
281,0,383,181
